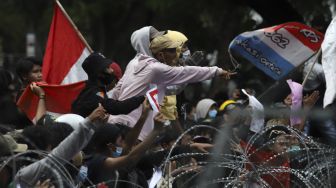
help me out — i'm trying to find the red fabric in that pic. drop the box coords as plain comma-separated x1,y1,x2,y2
110,62,123,80
146,87,160,112
283,23,323,52
240,141,290,188
265,22,324,52
97,183,108,188
42,4,86,84
16,81,85,120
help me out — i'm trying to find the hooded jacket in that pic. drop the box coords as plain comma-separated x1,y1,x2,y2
72,54,144,117
108,26,220,140
195,98,216,121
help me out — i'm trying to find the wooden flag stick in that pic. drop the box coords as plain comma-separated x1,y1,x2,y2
55,0,93,53
301,48,322,87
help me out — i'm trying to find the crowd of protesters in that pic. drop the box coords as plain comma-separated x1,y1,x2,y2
0,26,335,188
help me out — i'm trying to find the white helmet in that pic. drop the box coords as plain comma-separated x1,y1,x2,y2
55,114,85,130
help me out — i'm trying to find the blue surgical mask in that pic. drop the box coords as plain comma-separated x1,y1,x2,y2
288,145,300,152
287,145,300,157
112,146,123,157
208,109,218,118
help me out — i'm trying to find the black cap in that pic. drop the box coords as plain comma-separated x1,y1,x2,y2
82,52,112,78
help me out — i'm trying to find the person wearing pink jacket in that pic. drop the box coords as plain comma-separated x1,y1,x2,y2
108,26,235,140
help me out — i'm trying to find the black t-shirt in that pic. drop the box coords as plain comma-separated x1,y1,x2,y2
85,154,116,186
84,154,149,188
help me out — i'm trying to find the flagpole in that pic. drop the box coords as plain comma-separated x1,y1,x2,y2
301,48,322,87
54,0,93,53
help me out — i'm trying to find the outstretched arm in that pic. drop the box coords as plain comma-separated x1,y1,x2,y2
151,63,236,86
104,113,166,170
102,95,145,115
15,105,107,187
122,99,151,154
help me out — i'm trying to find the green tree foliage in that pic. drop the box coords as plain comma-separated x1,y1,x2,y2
0,0,332,63
0,0,333,98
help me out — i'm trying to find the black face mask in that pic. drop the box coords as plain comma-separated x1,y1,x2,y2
98,72,116,85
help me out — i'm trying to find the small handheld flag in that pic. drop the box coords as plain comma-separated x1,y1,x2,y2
146,87,160,112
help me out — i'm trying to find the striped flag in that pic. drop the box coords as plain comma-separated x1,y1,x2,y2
229,22,324,80
42,3,91,85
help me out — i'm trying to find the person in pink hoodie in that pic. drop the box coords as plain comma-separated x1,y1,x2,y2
108,26,235,140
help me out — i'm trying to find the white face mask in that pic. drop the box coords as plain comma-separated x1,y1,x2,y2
181,50,191,61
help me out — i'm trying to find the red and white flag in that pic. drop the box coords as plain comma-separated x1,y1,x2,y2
146,87,160,112
42,3,91,85
17,82,86,121
17,2,92,121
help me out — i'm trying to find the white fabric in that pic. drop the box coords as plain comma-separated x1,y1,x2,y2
242,89,265,133
61,48,90,84
148,168,163,188
321,17,336,108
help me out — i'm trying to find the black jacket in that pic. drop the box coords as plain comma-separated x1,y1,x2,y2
72,81,144,117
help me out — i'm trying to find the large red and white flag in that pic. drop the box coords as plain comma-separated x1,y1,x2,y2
17,82,86,121
17,2,92,121
42,3,91,85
